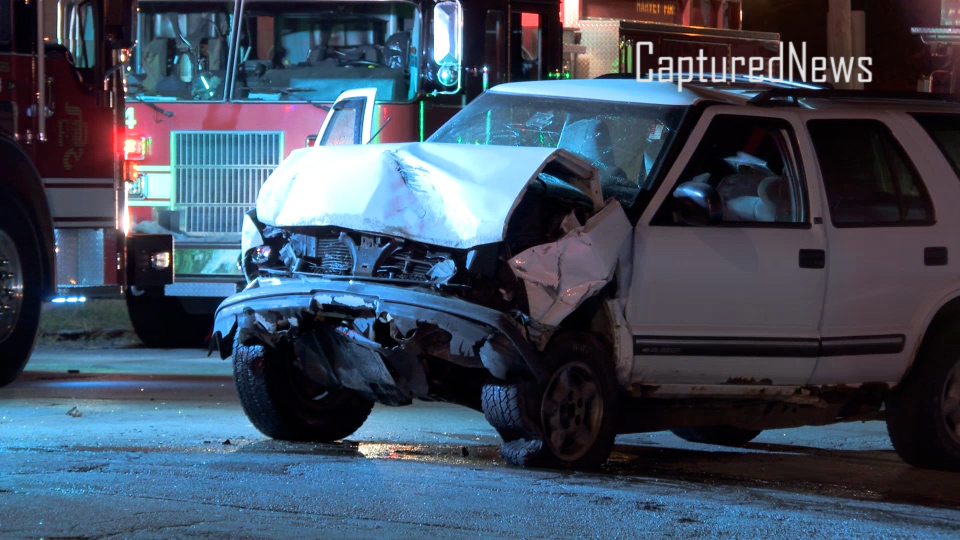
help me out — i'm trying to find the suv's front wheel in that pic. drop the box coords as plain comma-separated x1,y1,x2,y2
886,327,960,471
234,341,374,442
482,332,619,469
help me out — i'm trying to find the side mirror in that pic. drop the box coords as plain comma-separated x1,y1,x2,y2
673,181,722,226
104,0,138,49
429,0,462,94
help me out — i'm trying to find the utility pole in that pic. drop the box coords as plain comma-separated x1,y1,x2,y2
827,0,865,89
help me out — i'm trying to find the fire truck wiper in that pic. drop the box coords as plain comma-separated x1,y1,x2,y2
130,97,175,119
281,88,331,111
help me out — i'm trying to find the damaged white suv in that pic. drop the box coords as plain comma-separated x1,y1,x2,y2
214,79,960,470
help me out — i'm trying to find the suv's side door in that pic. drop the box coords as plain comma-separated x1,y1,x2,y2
803,113,946,384
625,109,827,386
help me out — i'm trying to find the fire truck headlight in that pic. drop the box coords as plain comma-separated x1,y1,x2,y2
150,251,171,270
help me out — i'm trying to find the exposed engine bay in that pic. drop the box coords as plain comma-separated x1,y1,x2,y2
215,143,631,406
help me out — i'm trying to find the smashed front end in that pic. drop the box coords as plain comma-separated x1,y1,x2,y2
213,142,630,407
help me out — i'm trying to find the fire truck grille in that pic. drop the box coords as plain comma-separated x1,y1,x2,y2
173,131,283,234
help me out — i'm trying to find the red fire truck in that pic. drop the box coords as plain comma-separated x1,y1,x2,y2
0,0,134,386
121,0,564,347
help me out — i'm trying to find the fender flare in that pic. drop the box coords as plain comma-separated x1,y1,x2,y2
0,136,56,297
903,290,960,382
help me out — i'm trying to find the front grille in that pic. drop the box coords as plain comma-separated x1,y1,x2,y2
173,131,283,234
380,248,434,280
315,237,353,275
296,233,445,282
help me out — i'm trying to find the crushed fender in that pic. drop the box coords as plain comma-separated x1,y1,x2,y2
508,200,631,348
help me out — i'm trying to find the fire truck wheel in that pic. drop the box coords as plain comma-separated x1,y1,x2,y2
0,199,43,388
125,290,212,348
233,340,374,442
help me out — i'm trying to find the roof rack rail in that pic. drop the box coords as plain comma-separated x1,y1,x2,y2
748,88,959,106
595,72,830,90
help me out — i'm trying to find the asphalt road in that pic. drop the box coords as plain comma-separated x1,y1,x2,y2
1,344,959,539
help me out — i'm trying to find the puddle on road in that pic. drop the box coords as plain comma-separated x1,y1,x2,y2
234,438,504,467
64,438,505,468
35,436,960,511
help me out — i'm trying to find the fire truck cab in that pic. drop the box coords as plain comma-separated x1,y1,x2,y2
122,0,563,347
0,0,134,386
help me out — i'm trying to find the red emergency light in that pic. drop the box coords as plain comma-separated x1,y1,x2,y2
123,136,149,160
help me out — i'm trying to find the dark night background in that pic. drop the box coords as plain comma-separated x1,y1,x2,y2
742,0,942,90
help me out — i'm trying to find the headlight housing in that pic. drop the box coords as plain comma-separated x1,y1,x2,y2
241,211,265,260
241,210,286,283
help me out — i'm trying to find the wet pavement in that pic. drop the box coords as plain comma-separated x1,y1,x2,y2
1,345,959,538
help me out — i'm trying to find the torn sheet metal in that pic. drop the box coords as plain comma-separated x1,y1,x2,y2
256,142,600,249
605,298,633,387
509,200,631,347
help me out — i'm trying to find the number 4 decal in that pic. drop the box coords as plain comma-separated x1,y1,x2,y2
125,107,137,130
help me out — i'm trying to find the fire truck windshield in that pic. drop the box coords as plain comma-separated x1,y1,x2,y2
233,1,420,103
127,1,235,101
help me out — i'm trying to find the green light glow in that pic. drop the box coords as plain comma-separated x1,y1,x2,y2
419,101,425,142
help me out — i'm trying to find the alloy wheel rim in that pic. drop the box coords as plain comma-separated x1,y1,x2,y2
942,360,960,445
540,361,604,462
0,230,23,343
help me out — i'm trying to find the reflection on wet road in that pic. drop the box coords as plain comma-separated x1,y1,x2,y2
2,347,959,538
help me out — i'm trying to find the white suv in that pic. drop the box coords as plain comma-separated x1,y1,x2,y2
214,79,960,470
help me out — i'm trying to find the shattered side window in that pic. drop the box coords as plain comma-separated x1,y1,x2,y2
429,92,685,204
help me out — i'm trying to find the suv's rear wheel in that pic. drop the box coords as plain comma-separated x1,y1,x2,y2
886,327,960,471
481,332,619,469
234,341,374,442
671,426,762,447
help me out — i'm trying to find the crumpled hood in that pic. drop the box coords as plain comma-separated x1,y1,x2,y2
256,142,599,249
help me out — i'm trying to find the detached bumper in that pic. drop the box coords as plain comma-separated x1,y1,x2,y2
213,277,545,401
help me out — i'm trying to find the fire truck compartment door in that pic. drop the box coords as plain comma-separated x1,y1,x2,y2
314,88,378,146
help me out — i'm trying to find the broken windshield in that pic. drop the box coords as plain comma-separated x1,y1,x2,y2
126,1,235,101
429,91,686,204
233,1,420,103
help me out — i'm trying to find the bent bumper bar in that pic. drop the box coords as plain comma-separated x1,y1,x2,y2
213,278,546,382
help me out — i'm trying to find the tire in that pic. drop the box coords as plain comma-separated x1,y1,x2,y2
126,290,211,348
0,199,43,388
233,340,374,442
886,326,960,471
481,383,533,442
671,426,762,447
483,332,619,469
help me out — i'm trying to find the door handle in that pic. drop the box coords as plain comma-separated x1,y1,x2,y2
925,247,948,266
799,249,825,269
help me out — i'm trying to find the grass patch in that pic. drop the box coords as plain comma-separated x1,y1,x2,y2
39,299,133,334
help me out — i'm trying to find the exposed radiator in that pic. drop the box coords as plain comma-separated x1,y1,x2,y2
172,131,283,234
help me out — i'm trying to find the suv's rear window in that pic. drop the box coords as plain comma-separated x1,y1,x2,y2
808,119,934,227
912,113,960,178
